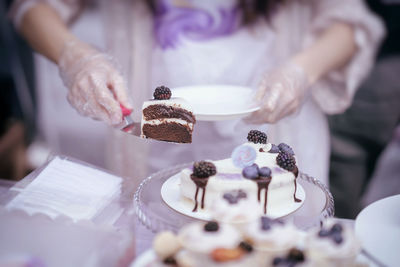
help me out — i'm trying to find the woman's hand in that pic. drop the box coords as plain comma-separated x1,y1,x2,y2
58,41,132,125
244,62,309,124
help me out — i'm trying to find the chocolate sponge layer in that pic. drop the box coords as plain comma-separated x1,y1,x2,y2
142,122,193,143
143,104,196,123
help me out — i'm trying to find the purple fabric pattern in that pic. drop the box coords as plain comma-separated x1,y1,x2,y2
154,1,240,49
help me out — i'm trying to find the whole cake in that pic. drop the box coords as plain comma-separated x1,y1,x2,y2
179,130,302,216
141,86,196,143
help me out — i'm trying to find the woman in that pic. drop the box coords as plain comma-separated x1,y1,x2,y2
10,0,384,188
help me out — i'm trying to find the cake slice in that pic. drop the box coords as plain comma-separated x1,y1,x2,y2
141,86,196,143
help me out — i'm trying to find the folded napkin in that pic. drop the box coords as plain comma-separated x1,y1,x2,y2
6,157,122,222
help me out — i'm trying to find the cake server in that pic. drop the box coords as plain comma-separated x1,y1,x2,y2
116,104,142,137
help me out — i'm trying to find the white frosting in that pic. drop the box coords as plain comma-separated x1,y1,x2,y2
149,219,360,267
142,118,194,128
209,192,261,224
178,222,241,254
306,220,361,261
245,219,300,251
142,97,194,111
179,142,297,216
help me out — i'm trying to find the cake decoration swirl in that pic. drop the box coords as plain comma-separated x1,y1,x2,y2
231,144,257,168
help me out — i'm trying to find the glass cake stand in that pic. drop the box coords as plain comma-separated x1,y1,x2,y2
134,163,334,233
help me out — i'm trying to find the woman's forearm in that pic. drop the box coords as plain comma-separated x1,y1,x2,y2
18,3,77,63
292,22,358,85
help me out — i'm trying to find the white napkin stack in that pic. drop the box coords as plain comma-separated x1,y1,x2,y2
6,157,122,222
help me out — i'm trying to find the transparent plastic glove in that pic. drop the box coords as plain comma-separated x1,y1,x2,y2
244,62,310,124
58,41,132,125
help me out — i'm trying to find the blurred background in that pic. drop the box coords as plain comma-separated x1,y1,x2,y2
0,0,399,219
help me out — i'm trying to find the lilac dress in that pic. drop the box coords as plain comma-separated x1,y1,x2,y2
10,0,385,187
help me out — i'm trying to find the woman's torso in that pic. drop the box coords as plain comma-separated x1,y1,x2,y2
145,0,329,185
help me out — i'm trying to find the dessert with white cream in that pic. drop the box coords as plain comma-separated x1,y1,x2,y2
179,130,301,216
305,220,361,266
141,86,196,143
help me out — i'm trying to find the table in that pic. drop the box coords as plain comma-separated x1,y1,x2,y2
0,156,387,267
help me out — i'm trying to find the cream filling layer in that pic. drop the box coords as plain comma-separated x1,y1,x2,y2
141,118,193,129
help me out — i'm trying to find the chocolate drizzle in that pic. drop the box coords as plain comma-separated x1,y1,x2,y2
255,176,272,214
256,177,272,214
292,166,301,203
190,175,209,212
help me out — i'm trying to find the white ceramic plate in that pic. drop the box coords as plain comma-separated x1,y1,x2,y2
355,194,400,267
161,173,305,221
171,85,260,121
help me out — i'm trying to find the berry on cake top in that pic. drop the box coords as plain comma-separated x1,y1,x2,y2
278,143,295,156
276,151,297,172
247,130,268,144
153,85,172,100
192,161,217,178
242,164,272,180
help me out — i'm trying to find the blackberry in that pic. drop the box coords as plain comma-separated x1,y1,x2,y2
192,161,217,178
288,248,305,262
278,143,295,156
153,85,172,100
276,152,296,172
239,241,253,253
204,221,219,232
247,130,267,144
